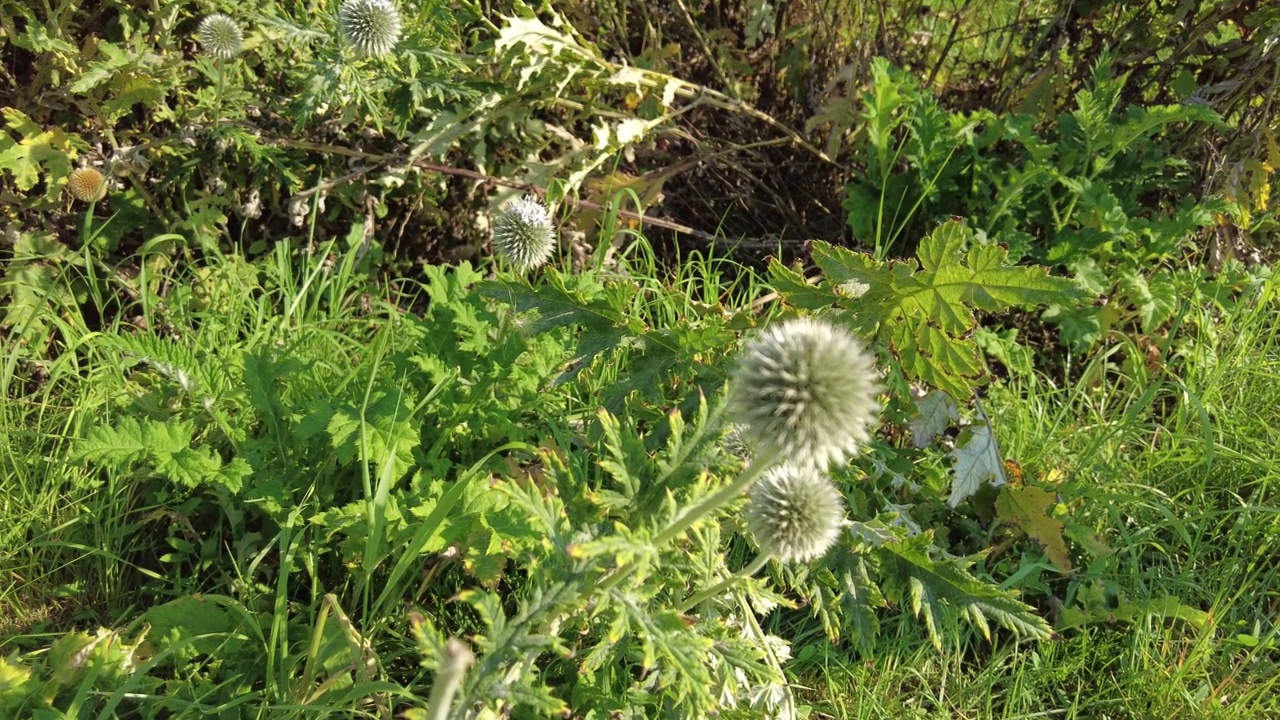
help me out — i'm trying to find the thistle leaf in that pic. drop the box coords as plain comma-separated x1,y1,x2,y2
779,221,1087,398
877,533,1052,646
948,422,1006,508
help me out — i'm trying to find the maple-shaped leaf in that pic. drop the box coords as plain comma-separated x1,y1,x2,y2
948,422,1006,508
995,485,1072,571
77,417,248,493
0,108,77,195
1118,269,1178,334
325,389,421,479
782,220,1086,398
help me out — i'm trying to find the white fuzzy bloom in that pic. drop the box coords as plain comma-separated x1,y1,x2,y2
198,14,244,59
729,317,881,469
745,464,845,564
338,0,402,58
492,197,556,273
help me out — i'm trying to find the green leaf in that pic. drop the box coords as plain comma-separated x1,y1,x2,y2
0,108,78,194
69,42,132,94
142,596,243,657
0,657,33,707
994,485,1072,571
1058,596,1210,631
325,389,420,479
1119,269,1179,334
840,556,886,654
77,417,247,493
797,221,1086,398
480,270,639,384
878,533,1052,648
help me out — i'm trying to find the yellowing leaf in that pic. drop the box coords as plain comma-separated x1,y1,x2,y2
0,108,78,194
995,485,1072,571
1246,157,1272,212
796,221,1085,398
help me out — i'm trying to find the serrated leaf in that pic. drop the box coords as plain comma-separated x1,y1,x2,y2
0,657,32,701
479,271,639,383
325,390,420,479
1119,270,1178,334
0,108,77,193
948,423,1006,508
1058,596,1210,631
143,596,242,656
909,388,958,448
878,533,1052,645
995,485,1072,571
76,417,152,471
78,417,247,493
1069,257,1111,295
766,258,841,311
891,322,983,399
798,222,1085,398
840,557,885,654
70,42,132,93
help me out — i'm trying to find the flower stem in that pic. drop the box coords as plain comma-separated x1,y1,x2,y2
653,446,779,546
677,550,771,613
594,447,779,596
424,638,474,720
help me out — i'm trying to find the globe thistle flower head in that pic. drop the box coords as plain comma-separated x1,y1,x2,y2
197,14,244,59
67,167,108,203
746,464,845,564
729,317,881,470
492,196,557,273
721,423,754,464
338,0,402,58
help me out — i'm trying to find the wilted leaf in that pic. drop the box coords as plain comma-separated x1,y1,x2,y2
995,485,1072,571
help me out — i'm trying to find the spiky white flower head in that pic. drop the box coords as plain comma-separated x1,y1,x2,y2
338,0,402,58
721,423,754,463
729,317,881,469
197,14,244,59
492,196,557,273
745,464,845,564
67,167,108,202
